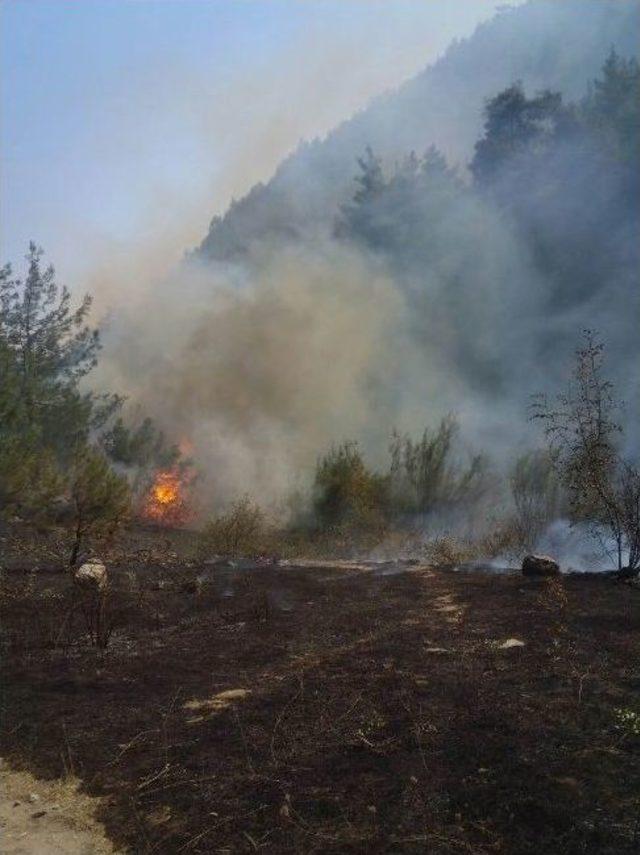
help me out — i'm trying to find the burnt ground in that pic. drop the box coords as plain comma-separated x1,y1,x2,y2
1,553,639,854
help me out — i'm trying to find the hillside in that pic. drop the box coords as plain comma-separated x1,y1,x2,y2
196,0,640,263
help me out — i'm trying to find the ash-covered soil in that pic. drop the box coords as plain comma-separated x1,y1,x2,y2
1,554,639,853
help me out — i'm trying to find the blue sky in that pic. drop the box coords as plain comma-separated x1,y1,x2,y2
1,1,508,288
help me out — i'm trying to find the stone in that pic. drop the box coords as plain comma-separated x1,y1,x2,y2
499,638,526,649
522,554,560,577
74,559,108,591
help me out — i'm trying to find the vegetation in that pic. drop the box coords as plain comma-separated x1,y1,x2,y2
389,416,487,518
0,244,178,555
2,55,638,569
509,449,563,551
68,447,130,565
313,441,388,531
532,331,640,573
2,29,639,855
200,495,269,556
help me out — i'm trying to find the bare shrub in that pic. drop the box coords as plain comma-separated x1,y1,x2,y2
531,331,640,572
510,449,563,550
423,535,476,566
389,415,488,518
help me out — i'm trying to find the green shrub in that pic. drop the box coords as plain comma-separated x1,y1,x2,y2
313,441,388,531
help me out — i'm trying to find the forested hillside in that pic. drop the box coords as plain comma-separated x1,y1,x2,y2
197,0,640,263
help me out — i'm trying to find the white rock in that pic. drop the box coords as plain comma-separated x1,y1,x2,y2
499,638,526,649
74,559,108,591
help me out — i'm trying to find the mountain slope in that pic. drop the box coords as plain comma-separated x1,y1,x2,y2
196,0,640,263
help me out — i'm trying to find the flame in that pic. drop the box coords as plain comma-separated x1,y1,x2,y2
142,466,192,526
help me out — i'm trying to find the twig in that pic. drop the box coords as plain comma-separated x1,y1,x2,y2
270,675,304,768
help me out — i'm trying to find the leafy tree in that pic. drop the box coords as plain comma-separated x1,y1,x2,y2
1,244,98,415
583,48,640,165
68,446,131,565
0,244,120,463
336,146,386,247
337,144,463,267
471,83,569,186
0,245,131,527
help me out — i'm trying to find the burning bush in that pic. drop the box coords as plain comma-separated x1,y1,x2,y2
142,465,193,527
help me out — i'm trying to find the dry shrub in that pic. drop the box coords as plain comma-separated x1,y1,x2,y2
422,535,476,566
479,518,528,561
0,569,150,654
199,496,272,557
510,449,562,551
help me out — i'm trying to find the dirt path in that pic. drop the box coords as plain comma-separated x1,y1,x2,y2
0,766,117,854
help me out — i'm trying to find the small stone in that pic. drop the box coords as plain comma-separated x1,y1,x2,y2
500,638,526,649
28,793,40,803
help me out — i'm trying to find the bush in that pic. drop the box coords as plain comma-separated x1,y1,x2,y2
313,441,388,531
389,416,488,518
510,449,563,550
199,496,269,557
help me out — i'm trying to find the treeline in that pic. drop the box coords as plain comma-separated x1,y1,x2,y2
339,50,638,297
0,246,183,558
335,52,639,393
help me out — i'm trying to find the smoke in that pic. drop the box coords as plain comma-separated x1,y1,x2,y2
86,0,639,521
97,243,424,513
536,519,625,573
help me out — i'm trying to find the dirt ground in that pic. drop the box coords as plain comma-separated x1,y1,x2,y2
1,550,639,854
0,766,116,854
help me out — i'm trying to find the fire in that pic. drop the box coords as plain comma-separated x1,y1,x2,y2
142,466,192,526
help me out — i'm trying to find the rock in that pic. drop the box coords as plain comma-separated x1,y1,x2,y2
28,793,40,803
74,558,108,591
522,554,560,577
499,638,526,649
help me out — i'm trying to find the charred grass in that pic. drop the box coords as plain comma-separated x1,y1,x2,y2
1,550,639,853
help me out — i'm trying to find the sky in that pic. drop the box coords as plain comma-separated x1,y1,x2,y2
1,0,513,289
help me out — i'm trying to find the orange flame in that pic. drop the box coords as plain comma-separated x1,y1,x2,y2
142,466,192,526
